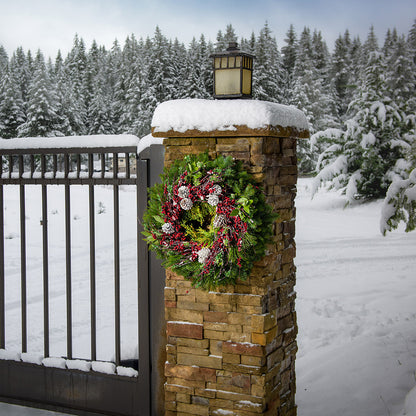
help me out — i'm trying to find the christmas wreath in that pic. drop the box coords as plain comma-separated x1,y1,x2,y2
142,153,277,290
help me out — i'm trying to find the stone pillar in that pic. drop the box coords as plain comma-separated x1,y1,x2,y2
151,99,309,416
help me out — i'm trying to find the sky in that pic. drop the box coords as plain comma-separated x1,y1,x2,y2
0,0,415,58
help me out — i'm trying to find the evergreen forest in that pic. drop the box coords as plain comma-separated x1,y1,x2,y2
0,22,415,231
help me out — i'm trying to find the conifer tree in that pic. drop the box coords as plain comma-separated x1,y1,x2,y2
9,47,32,106
408,19,416,64
330,32,356,120
313,50,412,200
168,38,188,99
0,46,8,79
183,35,212,99
0,69,25,138
253,22,286,103
282,24,297,77
18,50,63,137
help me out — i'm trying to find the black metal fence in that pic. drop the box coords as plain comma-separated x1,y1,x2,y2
0,138,165,416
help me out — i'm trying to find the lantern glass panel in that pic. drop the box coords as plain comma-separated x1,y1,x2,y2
221,58,227,68
235,56,241,67
242,69,252,95
229,56,235,68
214,58,221,69
215,68,241,96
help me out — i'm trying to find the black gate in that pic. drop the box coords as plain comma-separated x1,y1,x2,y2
0,136,165,415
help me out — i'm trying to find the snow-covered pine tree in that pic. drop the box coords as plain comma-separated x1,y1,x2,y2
312,39,413,201
215,24,237,51
87,58,114,135
0,46,8,79
64,35,88,131
380,163,416,234
289,27,338,173
331,31,354,120
121,37,149,135
379,24,416,234
183,35,212,99
281,24,297,104
282,24,297,77
9,47,32,108
385,34,416,114
17,50,64,137
0,68,25,138
113,35,140,133
240,32,256,55
408,19,416,65
167,38,188,99
54,56,85,136
252,22,286,104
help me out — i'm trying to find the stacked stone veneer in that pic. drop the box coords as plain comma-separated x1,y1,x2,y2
153,118,308,415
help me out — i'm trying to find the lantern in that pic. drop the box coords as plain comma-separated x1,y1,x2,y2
210,42,255,99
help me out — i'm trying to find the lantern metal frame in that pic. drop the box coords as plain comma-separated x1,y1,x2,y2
210,42,255,99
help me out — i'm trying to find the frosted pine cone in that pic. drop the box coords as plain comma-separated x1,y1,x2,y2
213,214,227,228
162,222,175,234
178,185,189,199
207,194,219,206
197,247,211,264
211,184,222,195
180,198,193,210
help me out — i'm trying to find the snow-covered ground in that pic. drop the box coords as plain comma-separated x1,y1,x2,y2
295,178,416,416
1,177,416,415
2,184,140,362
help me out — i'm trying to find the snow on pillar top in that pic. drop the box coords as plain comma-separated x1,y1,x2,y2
151,99,309,138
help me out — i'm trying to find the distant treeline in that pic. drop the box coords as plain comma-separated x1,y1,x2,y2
0,22,415,172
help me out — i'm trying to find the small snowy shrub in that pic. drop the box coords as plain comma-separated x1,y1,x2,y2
380,168,416,234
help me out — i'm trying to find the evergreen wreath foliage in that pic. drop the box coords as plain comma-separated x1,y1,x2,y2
143,153,278,290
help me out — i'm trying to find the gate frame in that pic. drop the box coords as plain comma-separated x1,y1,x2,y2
0,139,165,416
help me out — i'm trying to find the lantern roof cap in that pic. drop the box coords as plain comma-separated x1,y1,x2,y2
210,42,255,59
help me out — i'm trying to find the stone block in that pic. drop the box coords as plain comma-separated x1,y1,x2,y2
177,300,210,311
165,383,193,394
203,311,228,323
226,332,251,343
192,396,210,406
165,287,176,300
241,355,266,367
165,300,177,308
165,363,216,382
177,353,223,370
223,353,241,364
167,308,204,324
176,402,209,416
194,388,216,398
176,393,191,403
176,338,209,348
177,345,209,356
167,322,203,339
204,329,228,341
